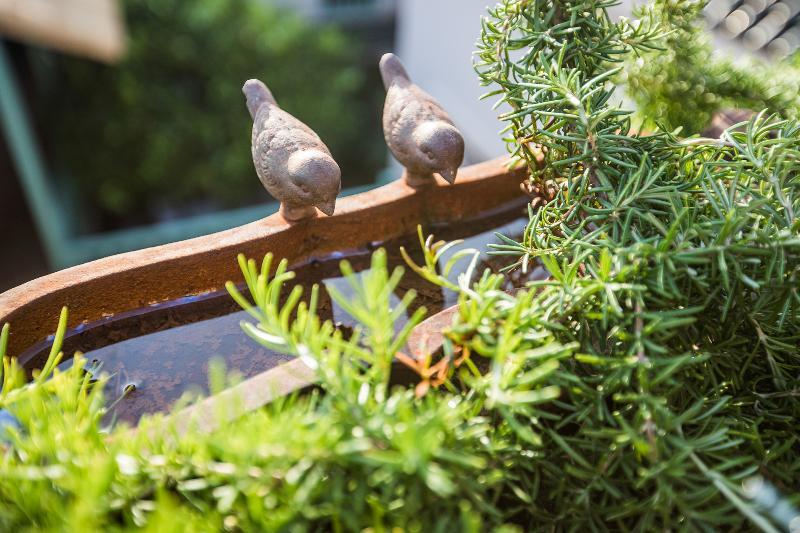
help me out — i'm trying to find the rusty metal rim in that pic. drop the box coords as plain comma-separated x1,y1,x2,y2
0,156,530,362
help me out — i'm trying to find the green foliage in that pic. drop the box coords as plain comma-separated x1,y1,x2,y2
475,0,799,528
623,0,800,134
0,251,567,530
1,232,795,530
35,0,384,222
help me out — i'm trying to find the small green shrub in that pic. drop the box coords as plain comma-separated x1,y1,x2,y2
473,0,799,527
35,0,385,225
0,254,533,531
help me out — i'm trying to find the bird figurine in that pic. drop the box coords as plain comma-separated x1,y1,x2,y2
243,79,341,222
380,53,464,187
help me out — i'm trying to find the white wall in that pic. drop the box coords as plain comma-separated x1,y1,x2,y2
395,0,507,165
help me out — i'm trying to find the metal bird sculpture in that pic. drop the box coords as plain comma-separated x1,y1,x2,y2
243,79,341,222
380,53,464,187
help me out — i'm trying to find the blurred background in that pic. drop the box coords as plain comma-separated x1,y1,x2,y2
1,0,799,291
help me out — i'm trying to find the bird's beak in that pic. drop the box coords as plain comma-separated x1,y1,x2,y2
315,199,336,216
439,167,458,185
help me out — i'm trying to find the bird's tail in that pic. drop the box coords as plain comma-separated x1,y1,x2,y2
379,53,410,90
243,79,278,119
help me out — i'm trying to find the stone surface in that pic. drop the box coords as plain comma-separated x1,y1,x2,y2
380,53,465,187
243,79,341,222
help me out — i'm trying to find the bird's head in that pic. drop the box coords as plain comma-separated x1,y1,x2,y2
413,121,465,184
243,79,277,119
286,150,341,216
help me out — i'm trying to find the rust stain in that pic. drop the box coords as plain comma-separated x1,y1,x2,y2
405,304,459,362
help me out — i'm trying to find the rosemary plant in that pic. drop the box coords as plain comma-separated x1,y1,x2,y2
467,0,800,528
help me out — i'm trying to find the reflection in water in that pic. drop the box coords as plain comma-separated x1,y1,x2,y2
28,207,530,425
73,310,292,424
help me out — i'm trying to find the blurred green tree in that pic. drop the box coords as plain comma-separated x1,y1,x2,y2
35,0,385,226
623,0,800,135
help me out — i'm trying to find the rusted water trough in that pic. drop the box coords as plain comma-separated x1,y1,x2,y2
0,157,535,428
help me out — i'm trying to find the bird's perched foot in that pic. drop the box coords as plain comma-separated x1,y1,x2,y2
380,53,464,188
280,203,318,223
403,170,434,188
404,170,456,188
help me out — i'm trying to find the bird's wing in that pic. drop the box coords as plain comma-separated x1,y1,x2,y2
383,90,418,162
252,106,293,196
407,84,454,125
252,128,281,196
